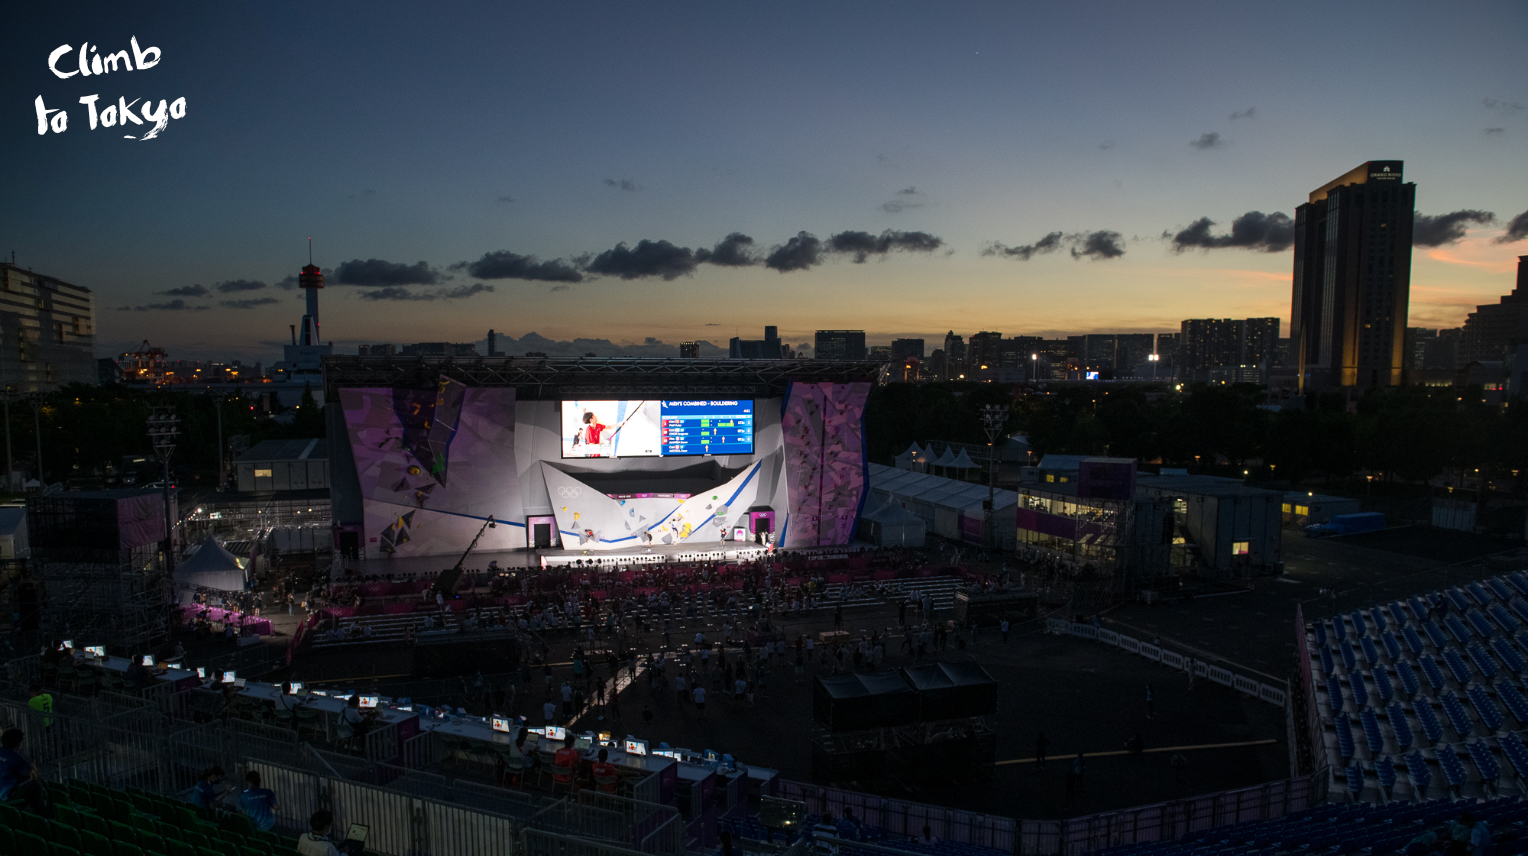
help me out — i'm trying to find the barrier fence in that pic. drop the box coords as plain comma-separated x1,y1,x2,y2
774,779,1017,852
1016,774,1328,855
1046,618,1287,708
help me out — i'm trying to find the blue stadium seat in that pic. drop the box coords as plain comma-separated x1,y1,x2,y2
1408,595,1431,622
1375,755,1396,792
1345,764,1364,796
1404,751,1431,793
1381,631,1402,661
1466,740,1500,784
1369,606,1387,632
1444,614,1473,645
1360,708,1385,755
1436,745,1467,789
1468,582,1492,606
1467,641,1500,679
1466,685,1504,731
1327,675,1346,716
1488,577,1513,602
1510,572,1528,597
1493,636,1525,674
1423,620,1449,650
1489,603,1520,634
1403,626,1427,656
1419,656,1448,692
1512,600,1528,626
1314,621,1327,646
1349,674,1369,710
1442,649,1473,685
1351,610,1367,636
1341,641,1358,672
1361,636,1381,667
1387,702,1413,750
1396,660,1421,696
1336,714,1355,759
1447,588,1472,612
1373,668,1394,703
1440,692,1474,738
1334,616,1348,642
1389,601,1410,628
1415,700,1444,744
1499,734,1528,780
1467,610,1496,640
1320,646,1335,677
1497,681,1528,725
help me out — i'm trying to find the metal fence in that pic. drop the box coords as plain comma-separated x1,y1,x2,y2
1016,773,1327,855
774,779,1017,852
1047,618,1287,707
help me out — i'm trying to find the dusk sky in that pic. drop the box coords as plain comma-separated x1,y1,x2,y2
5,1,1526,362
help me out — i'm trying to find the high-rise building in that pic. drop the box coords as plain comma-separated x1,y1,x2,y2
1403,328,1435,371
868,345,892,361
679,342,700,358
890,338,925,361
941,331,966,379
1114,334,1156,378
1460,256,1528,365
358,344,396,356
968,331,1003,371
1177,318,1280,382
814,330,867,360
0,263,97,393
1291,161,1415,389
729,325,783,359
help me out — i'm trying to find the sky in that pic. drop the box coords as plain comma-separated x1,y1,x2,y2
4,1,1526,362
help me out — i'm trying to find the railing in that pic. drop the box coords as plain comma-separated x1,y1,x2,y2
1016,773,1327,855
1046,618,1287,707
775,779,1017,851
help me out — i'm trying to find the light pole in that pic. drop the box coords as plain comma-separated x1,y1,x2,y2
980,404,1007,549
28,393,44,487
1148,352,1160,382
147,407,180,572
214,395,226,490
1030,353,1038,384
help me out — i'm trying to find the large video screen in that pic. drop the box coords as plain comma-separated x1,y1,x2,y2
561,400,754,458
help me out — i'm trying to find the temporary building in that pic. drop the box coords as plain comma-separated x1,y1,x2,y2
173,535,249,602
949,448,979,472
866,463,1017,549
813,672,919,732
858,498,927,547
931,447,958,473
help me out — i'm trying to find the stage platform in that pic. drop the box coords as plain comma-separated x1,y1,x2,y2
332,542,866,580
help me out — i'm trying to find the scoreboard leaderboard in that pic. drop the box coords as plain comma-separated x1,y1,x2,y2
660,400,754,456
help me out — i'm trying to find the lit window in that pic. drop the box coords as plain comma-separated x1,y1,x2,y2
1058,476,1068,483
1045,474,1054,483
1281,503,1291,513
1233,541,1250,556
254,468,273,478
1294,505,1308,516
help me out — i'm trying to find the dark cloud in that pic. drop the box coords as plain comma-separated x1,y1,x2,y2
216,279,266,293
1413,210,1496,247
765,232,824,272
704,323,721,326
276,275,299,290
1494,209,1528,244
1167,211,1295,253
695,233,759,267
826,230,944,263
602,178,638,192
1229,107,1256,120
896,187,918,195
550,284,570,292
1484,127,1506,135
1099,141,1116,151
455,250,583,282
356,283,494,302
332,258,441,286
1190,132,1224,150
880,187,925,214
118,299,208,312
496,194,515,203
1070,230,1126,260
160,284,209,297
982,231,1065,261
1483,98,1525,112
220,297,279,310
585,240,697,280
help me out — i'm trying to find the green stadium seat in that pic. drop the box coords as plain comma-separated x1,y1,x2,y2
48,786,74,807
50,822,83,851
23,812,52,838
74,810,110,838
112,842,144,856
79,830,113,856
172,807,197,829
162,840,195,856
218,813,253,836
0,826,15,856
135,833,166,856
179,832,210,851
50,844,83,856
196,848,224,856
108,820,136,844
128,815,158,838
249,831,282,852
240,847,266,856
16,831,49,856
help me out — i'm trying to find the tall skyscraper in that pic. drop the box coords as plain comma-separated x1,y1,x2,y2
941,331,966,378
1177,318,1280,381
679,341,700,358
968,331,1003,370
0,262,97,393
890,338,925,361
729,325,783,359
814,330,867,360
1291,161,1415,389
1460,256,1528,364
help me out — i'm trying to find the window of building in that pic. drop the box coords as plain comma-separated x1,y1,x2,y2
1173,498,1187,514
1281,503,1292,513
1045,474,1054,483
56,323,65,344
1232,541,1250,556
1058,476,1068,483
254,468,273,478
1294,505,1308,516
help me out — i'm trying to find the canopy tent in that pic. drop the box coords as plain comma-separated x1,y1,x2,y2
949,449,979,470
173,535,248,602
858,498,927,547
931,447,957,469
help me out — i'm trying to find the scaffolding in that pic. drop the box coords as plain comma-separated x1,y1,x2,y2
36,558,171,651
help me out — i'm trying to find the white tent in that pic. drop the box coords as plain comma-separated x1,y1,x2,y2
949,449,979,470
858,498,927,547
931,447,957,470
174,536,248,602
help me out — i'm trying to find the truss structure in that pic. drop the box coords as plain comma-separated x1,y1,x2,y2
37,558,171,652
323,356,887,400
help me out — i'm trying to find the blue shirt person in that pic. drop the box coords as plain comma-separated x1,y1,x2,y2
239,771,280,832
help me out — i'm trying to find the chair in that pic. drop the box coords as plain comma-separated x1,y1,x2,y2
75,810,110,839
163,841,195,856
550,763,578,795
218,813,252,836
135,833,166,855
51,823,83,851
79,831,113,856
180,832,211,850
111,841,144,856
24,811,52,838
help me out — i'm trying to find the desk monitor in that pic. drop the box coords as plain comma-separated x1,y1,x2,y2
491,716,512,734
86,646,106,658
345,824,369,845
234,679,247,688
60,640,72,650
163,662,181,671
541,725,564,742
598,731,612,744
196,667,207,679
287,682,304,696
221,671,237,683
704,749,720,763
624,737,648,756
574,736,592,751
359,695,379,709
140,655,155,667
399,705,413,712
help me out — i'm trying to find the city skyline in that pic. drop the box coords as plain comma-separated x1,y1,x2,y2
4,1,1526,363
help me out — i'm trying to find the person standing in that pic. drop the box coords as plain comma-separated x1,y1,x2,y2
1034,733,1049,770
1171,752,1188,785
1146,684,1155,719
834,604,843,631
1000,619,1010,645
27,684,53,730
543,699,557,726
693,685,706,718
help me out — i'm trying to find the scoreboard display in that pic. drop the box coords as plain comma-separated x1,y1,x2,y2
660,401,754,456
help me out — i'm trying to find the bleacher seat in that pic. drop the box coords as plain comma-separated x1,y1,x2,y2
1497,681,1528,726
1467,642,1500,680
1423,620,1449,650
1493,637,1525,674
1334,616,1348,642
1381,631,1402,661
1388,601,1410,628
1447,588,1471,612
1466,740,1501,784
1442,649,1473,685
1489,578,1514,602
1440,692,1475,738
1335,714,1355,760
1510,572,1528,596
1359,708,1384,755
1387,702,1413,750
1351,610,1367,636
1373,668,1394,702
1419,656,1448,692
1360,636,1380,667
1489,603,1520,634
1349,674,1368,710
1396,660,1420,697
1466,685,1504,731
1403,626,1427,656
1314,622,1327,646
1319,647,1335,677
1369,606,1387,632
1445,614,1473,645
1467,610,1496,640
1415,700,1444,744
1340,641,1357,672
1499,734,1528,780
1436,745,1468,790
1327,676,1346,717
1404,751,1431,793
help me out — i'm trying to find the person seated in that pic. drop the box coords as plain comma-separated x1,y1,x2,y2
297,809,353,856
554,734,581,772
191,765,227,810
591,748,619,793
124,655,151,688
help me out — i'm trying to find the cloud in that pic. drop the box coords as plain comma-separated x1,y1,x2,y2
585,240,698,280
455,250,583,282
880,187,926,214
1413,210,1496,247
1099,141,1116,151
765,232,824,272
602,178,638,192
1229,107,1256,120
220,297,280,310
216,279,266,293
896,186,918,195
1190,132,1224,150
550,284,570,292
1484,127,1506,135
160,284,209,297
356,283,495,302
1495,209,1528,244
1167,211,1295,253
333,258,441,286
1071,230,1126,260
276,275,299,290
118,299,209,312
983,230,1123,261
982,231,1065,261
695,233,759,267
1483,98,1525,112
496,194,515,203
826,230,943,263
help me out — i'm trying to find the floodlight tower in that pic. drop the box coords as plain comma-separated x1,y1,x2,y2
299,239,325,345
147,407,180,571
